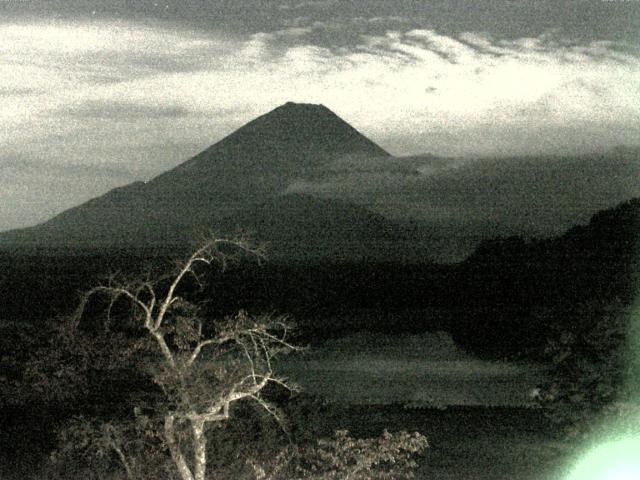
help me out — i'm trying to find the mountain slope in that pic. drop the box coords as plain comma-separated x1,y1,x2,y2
0,103,391,250
219,193,428,262
159,101,389,181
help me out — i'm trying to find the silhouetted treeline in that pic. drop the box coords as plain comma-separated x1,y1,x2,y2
1,198,638,359
452,197,639,358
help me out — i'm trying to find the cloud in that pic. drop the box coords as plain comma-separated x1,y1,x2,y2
64,101,192,120
0,154,137,229
283,0,338,10
0,155,133,177
227,26,639,157
0,20,235,146
283,148,640,260
0,87,40,97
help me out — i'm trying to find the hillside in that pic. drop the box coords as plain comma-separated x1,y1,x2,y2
450,197,640,358
219,193,431,262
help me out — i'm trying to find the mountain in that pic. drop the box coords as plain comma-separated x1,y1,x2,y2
0,102,396,255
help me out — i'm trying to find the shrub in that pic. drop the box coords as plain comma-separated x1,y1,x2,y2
249,429,428,480
535,299,638,438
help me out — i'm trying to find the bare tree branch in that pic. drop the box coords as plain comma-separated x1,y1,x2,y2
70,235,297,480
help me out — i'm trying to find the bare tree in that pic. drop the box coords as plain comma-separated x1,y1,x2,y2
74,237,299,480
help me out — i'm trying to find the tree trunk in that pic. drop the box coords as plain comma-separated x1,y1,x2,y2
192,418,207,480
111,441,135,480
165,414,195,480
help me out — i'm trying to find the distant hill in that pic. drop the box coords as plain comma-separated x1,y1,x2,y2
463,196,640,295
0,102,394,254
450,197,640,358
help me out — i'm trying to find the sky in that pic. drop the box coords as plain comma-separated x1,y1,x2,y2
1,0,639,232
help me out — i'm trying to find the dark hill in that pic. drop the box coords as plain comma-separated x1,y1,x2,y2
450,197,640,358
462,197,640,301
0,103,391,252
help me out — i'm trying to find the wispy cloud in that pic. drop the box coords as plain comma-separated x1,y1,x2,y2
0,87,40,97
64,100,192,119
279,0,338,10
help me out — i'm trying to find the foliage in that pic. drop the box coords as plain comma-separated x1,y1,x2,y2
33,236,300,480
535,299,636,438
2,315,153,414
249,429,428,480
50,414,170,480
297,429,428,479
